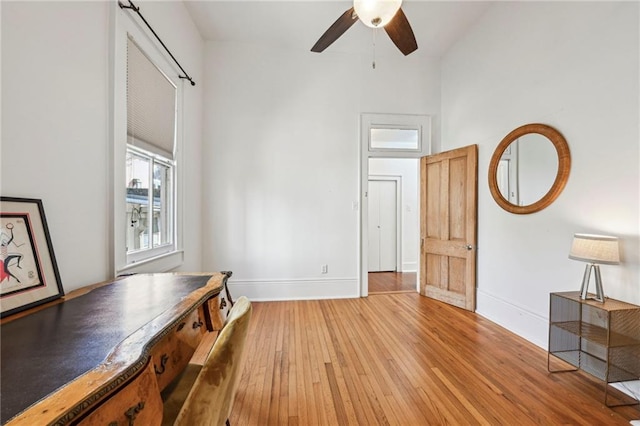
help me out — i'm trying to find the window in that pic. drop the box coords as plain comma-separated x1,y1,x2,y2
124,37,177,265
361,113,431,157
126,148,174,261
370,127,420,151
112,8,183,275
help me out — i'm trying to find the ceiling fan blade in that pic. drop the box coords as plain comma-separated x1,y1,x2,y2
384,8,418,56
311,7,358,53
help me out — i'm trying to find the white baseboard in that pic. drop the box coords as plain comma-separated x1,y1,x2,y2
611,381,640,402
476,289,548,349
401,262,417,272
227,277,359,301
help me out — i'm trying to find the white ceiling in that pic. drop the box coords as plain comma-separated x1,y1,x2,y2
184,1,493,58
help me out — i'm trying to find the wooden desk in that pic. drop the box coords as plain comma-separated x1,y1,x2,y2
1,272,231,425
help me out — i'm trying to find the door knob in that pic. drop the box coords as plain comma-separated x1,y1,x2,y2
465,244,473,251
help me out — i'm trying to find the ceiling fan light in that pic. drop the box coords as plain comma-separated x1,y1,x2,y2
354,0,402,28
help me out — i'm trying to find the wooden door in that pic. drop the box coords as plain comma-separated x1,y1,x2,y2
420,145,478,311
368,180,397,272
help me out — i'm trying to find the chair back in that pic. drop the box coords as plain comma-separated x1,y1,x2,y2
170,296,252,426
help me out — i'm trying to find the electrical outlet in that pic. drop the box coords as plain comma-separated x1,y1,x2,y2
321,264,328,274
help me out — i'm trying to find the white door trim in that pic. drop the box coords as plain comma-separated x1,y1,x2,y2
359,113,431,297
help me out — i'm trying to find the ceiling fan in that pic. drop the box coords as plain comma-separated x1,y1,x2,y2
311,0,418,56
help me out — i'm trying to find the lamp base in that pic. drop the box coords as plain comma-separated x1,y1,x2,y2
579,263,605,303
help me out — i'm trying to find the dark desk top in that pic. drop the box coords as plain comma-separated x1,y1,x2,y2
0,273,224,424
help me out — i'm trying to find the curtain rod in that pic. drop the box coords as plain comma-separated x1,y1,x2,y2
119,0,196,86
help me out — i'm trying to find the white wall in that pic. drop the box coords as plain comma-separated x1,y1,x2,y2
441,1,639,348
202,42,440,300
1,1,204,292
369,158,419,272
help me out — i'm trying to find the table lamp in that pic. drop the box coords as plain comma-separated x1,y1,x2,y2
569,233,620,302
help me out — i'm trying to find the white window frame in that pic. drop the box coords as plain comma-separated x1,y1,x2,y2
110,4,184,275
125,145,175,263
364,113,429,154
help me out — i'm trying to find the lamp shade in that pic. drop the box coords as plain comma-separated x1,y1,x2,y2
354,0,402,28
569,233,620,265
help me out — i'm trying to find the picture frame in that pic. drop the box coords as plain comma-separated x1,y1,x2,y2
0,197,64,317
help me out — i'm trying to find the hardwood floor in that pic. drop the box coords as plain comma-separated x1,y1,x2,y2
230,293,639,425
368,272,417,293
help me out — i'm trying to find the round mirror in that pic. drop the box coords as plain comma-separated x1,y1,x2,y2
488,123,570,214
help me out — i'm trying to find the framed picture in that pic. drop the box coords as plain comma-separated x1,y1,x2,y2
0,197,64,317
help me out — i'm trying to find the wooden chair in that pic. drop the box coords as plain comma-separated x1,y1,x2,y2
162,296,252,426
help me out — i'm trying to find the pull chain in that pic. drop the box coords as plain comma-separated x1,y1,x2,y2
372,29,377,69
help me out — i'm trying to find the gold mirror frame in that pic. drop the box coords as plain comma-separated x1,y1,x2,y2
488,123,571,214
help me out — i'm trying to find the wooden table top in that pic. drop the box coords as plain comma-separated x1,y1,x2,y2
0,273,226,424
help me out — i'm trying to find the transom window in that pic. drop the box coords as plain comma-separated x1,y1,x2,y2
370,127,420,151
362,113,431,158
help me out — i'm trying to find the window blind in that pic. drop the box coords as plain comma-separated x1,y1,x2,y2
127,37,176,159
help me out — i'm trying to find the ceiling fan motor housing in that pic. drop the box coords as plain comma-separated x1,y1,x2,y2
353,0,403,28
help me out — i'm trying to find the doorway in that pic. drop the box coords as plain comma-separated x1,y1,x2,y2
359,113,432,297
367,158,419,294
